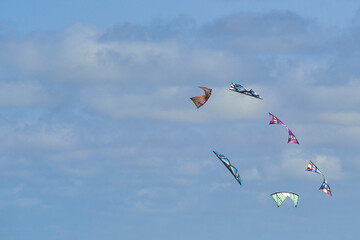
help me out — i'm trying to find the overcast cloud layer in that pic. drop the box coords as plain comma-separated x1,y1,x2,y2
1,7,360,240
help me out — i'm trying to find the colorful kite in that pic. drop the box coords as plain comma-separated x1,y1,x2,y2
306,160,323,175
305,161,332,196
288,129,300,144
190,86,212,108
213,151,242,185
229,83,263,100
268,112,299,144
319,179,332,196
269,112,286,126
270,192,299,208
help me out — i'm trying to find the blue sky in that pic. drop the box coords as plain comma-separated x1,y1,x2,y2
0,1,360,239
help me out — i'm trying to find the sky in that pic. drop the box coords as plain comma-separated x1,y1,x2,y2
0,0,360,239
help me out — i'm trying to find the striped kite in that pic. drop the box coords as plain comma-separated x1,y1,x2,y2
306,161,332,196
190,86,212,108
306,160,323,175
271,192,299,208
319,179,332,196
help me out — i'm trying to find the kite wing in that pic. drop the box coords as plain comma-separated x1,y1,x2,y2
271,192,299,207
268,112,286,126
319,179,332,196
306,160,323,175
190,86,212,108
213,151,242,185
229,83,263,100
269,113,299,144
287,128,299,144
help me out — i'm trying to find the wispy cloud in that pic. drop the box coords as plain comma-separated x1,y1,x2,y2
202,11,335,53
15,197,42,208
264,149,346,180
313,155,346,180
242,167,262,180
0,83,48,107
82,85,267,122
0,11,359,240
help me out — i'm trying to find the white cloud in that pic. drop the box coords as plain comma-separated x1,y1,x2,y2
314,155,346,180
136,188,156,198
317,112,360,125
83,86,266,122
12,184,25,194
0,24,246,84
209,182,232,192
264,149,346,180
308,81,360,111
0,124,78,151
202,11,335,54
269,58,329,85
0,14,358,219
242,167,261,180
0,83,48,107
15,197,41,208
60,167,97,177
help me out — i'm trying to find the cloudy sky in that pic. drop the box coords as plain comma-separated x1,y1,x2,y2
0,1,360,239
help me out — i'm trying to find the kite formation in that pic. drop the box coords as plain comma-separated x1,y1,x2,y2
306,161,332,196
269,112,299,144
189,82,333,208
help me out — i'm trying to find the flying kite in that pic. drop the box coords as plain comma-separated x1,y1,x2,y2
306,160,323,175
305,161,332,196
190,86,212,108
269,112,286,126
319,179,332,196
288,129,300,144
213,151,241,185
229,83,263,100
269,112,299,144
270,192,299,208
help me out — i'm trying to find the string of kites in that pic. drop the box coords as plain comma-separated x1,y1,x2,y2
190,83,332,208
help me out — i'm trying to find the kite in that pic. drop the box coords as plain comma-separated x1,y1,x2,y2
306,160,323,175
288,129,300,144
229,83,263,100
270,192,299,208
268,112,299,144
269,112,286,126
190,86,212,108
319,179,332,196
213,151,241,185
305,161,332,196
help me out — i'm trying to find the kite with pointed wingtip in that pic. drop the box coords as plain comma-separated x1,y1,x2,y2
269,112,286,126
288,128,300,144
213,151,241,185
229,83,263,100
190,86,212,108
306,160,323,175
268,112,299,144
319,179,332,196
270,192,299,207
305,161,332,196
